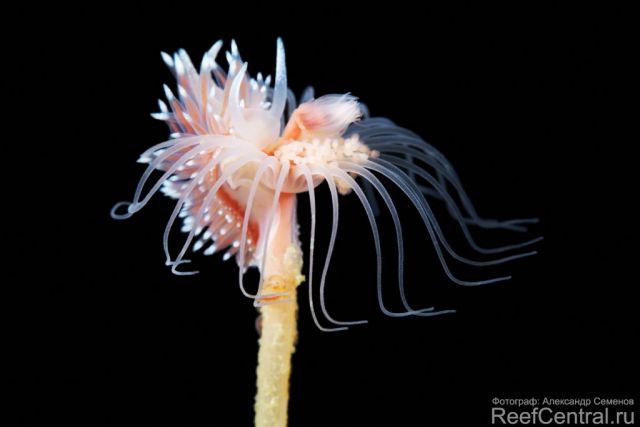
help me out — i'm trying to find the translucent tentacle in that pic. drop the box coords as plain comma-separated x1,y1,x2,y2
162,149,245,272
349,161,513,287
297,165,348,331
237,156,276,298
300,86,315,103
162,158,222,274
370,158,543,257
110,137,203,219
326,167,450,316
312,165,368,326
254,160,293,305
170,153,262,275
122,138,236,219
367,139,538,231
352,119,539,230
340,163,439,314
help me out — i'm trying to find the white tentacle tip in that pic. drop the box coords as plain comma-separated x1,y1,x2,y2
160,51,174,68
150,112,169,121
163,84,175,101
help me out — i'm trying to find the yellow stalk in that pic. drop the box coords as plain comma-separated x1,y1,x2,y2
254,194,304,427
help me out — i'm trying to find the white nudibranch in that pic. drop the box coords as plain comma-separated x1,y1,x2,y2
111,38,541,331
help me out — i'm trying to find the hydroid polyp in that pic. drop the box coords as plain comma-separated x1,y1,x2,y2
111,38,541,427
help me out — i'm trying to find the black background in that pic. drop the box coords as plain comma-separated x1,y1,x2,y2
8,4,635,426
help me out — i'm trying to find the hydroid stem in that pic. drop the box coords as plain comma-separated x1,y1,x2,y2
254,194,304,427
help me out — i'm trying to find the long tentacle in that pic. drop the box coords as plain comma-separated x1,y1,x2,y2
170,153,262,274
352,118,539,230
162,149,245,273
368,158,543,258
327,167,452,316
254,160,293,305
312,165,368,326
127,138,235,215
237,156,277,298
297,165,349,331
345,161,513,286
340,163,435,314
368,140,538,231
110,137,203,219
162,158,221,274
